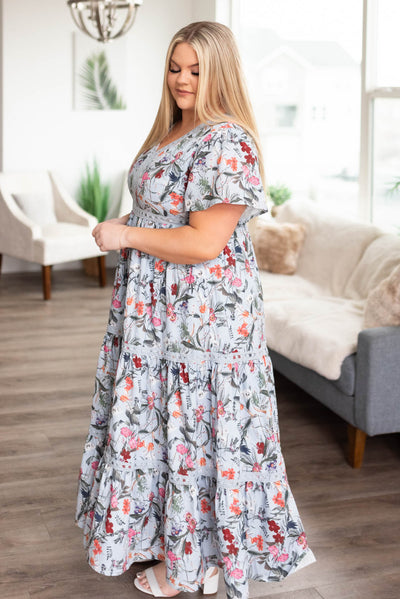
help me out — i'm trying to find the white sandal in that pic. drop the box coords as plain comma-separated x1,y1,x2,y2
134,565,219,596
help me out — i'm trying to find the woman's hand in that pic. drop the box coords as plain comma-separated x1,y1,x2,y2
92,221,128,252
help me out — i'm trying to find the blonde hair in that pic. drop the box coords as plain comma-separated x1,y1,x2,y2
134,21,267,188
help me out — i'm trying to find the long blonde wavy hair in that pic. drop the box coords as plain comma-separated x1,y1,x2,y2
134,21,267,189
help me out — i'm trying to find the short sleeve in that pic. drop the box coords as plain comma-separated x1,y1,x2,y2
184,123,268,224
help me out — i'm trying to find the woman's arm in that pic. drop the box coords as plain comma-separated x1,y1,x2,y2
92,203,246,264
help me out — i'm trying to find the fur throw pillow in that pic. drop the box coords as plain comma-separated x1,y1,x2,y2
363,264,400,328
252,220,306,275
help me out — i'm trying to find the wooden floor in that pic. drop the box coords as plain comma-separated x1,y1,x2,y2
1,268,399,599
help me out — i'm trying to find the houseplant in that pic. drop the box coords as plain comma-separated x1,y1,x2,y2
78,158,110,276
267,183,292,216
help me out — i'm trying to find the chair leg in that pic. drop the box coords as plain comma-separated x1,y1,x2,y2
347,424,367,468
42,265,52,300
98,255,106,287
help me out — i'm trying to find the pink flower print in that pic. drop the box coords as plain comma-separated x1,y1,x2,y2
297,532,308,549
103,344,110,353
223,556,232,570
111,494,118,508
268,545,279,557
203,133,212,143
146,305,152,316
243,164,250,178
121,427,133,437
174,151,183,160
141,172,150,185
245,259,251,273
159,487,165,497
167,550,179,563
129,437,138,449
232,277,242,287
152,316,161,326
217,400,225,416
196,405,204,422
91,460,99,470
170,312,177,322
224,268,233,281
147,392,155,409
128,528,136,542
177,444,188,454
248,176,260,185
183,267,195,284
230,569,243,580
185,454,194,468
149,491,155,502
112,299,121,308
277,553,289,562
252,462,261,472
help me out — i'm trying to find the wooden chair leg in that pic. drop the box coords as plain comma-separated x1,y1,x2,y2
42,265,52,300
347,424,367,468
98,255,106,287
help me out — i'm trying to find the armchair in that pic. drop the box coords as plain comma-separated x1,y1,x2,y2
0,171,107,299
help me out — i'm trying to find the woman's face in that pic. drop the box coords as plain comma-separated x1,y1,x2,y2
167,42,199,116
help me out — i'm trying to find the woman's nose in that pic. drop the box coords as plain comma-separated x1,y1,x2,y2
177,69,190,84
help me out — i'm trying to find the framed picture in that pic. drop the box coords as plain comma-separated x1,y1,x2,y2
73,32,127,111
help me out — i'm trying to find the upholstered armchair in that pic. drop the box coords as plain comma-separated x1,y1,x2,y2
0,171,107,299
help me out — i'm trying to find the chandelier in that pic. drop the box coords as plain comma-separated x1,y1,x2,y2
67,1,143,43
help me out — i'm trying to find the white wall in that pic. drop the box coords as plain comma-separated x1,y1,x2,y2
1,0,217,273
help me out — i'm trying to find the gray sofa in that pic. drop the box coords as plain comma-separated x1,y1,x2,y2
251,199,400,467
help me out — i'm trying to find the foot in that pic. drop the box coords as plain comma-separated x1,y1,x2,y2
136,561,180,597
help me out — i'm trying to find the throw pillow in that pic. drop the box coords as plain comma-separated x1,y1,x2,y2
12,192,57,226
363,264,400,328
252,220,306,275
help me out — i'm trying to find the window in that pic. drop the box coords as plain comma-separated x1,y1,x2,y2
233,0,363,218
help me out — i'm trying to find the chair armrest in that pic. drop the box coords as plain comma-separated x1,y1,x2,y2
49,171,98,228
355,326,400,435
0,187,41,260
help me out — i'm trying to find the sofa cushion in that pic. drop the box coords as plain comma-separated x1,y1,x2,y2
252,220,306,274
344,234,400,300
363,264,400,328
263,296,365,380
274,199,382,296
259,270,321,301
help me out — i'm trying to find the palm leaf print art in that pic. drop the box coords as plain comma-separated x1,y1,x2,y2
79,51,126,110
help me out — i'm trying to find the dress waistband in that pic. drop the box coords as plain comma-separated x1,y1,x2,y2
129,203,187,227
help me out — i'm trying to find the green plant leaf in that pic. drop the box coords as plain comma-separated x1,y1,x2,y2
79,50,126,110
78,158,110,221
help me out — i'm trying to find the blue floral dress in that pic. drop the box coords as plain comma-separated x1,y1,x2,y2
75,121,315,599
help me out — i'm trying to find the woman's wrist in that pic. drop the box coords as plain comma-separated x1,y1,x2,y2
119,225,130,249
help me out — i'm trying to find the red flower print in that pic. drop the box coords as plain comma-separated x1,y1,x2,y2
237,323,249,337
273,491,285,507
155,260,164,272
209,264,222,279
123,499,130,515
155,169,164,178
268,520,280,533
223,245,231,255
251,535,264,551
297,532,308,549
222,528,235,542
221,468,235,480
240,141,251,154
227,255,236,266
225,156,238,171
178,465,188,476
133,355,142,368
201,498,211,513
256,442,264,454
171,283,178,296
121,448,131,462
105,507,114,533
135,301,144,316
274,532,285,544
227,542,239,555
93,539,102,555
184,541,193,554
124,376,133,391
179,363,189,383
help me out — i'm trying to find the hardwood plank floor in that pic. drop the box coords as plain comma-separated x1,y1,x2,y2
1,268,399,599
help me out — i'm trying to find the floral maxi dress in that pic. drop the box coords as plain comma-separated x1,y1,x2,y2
75,121,316,599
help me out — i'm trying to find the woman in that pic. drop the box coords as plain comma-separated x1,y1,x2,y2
75,21,316,599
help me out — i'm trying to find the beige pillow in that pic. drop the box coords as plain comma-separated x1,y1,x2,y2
363,264,400,328
252,220,306,275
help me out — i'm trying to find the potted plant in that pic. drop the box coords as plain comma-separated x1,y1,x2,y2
78,158,110,276
267,183,292,217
